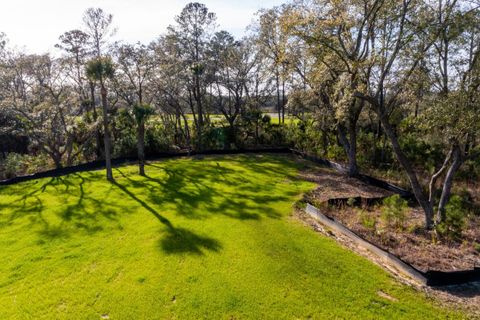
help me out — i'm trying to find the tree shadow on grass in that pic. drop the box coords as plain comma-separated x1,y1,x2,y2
159,227,222,255
1,172,223,255
143,162,283,221
1,154,300,254
112,180,173,228
0,174,125,241
112,180,222,255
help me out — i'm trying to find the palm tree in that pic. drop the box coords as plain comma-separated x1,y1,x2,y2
86,57,115,181
133,103,154,176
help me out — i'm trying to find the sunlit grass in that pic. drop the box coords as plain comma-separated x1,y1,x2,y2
0,155,461,319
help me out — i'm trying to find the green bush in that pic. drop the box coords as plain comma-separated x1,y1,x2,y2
113,133,137,157
381,194,408,230
146,122,175,153
359,210,376,231
474,242,480,253
263,124,287,146
262,114,271,124
285,118,331,156
326,144,345,162
24,153,51,174
0,153,51,179
201,126,228,150
3,153,25,179
113,114,176,157
347,197,356,207
112,109,137,157
399,132,443,172
436,195,466,241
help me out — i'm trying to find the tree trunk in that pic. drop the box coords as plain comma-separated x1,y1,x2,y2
137,118,146,176
436,144,463,223
228,117,238,149
379,114,434,228
337,124,359,177
195,75,204,150
100,84,113,181
347,121,358,176
276,71,281,124
90,82,103,160
180,113,192,153
66,138,74,167
282,80,286,124
51,153,63,169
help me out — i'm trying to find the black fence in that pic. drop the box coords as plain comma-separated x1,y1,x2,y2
0,148,291,186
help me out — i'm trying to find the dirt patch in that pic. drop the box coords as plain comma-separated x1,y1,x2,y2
377,290,399,302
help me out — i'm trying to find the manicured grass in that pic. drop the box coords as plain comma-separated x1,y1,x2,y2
0,155,461,319
268,117,299,125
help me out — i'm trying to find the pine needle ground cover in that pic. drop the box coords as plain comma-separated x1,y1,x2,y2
0,155,461,319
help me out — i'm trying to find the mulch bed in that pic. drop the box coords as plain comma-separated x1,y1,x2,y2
301,167,393,202
320,205,480,272
299,166,480,273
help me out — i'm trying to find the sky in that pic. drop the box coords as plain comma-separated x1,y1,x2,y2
0,0,286,54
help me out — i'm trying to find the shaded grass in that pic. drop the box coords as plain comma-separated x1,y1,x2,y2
0,155,463,319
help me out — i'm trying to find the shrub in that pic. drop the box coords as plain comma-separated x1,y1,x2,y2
3,153,25,179
359,210,376,231
201,126,227,150
112,109,137,157
23,153,51,174
113,133,137,157
326,144,345,162
285,118,330,156
381,194,408,230
474,242,480,253
146,122,175,153
262,114,271,124
0,153,51,179
263,124,287,146
347,197,356,207
436,195,466,241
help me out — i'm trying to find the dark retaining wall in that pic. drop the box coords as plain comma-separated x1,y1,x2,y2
425,268,480,286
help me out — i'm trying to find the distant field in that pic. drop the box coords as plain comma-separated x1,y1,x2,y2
151,113,298,125
0,155,461,319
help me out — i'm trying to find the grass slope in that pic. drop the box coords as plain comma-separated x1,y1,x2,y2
0,155,460,319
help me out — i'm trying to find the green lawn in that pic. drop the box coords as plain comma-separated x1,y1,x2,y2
268,117,299,125
0,155,461,319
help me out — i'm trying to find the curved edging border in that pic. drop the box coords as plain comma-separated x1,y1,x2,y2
0,148,291,186
306,203,480,287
